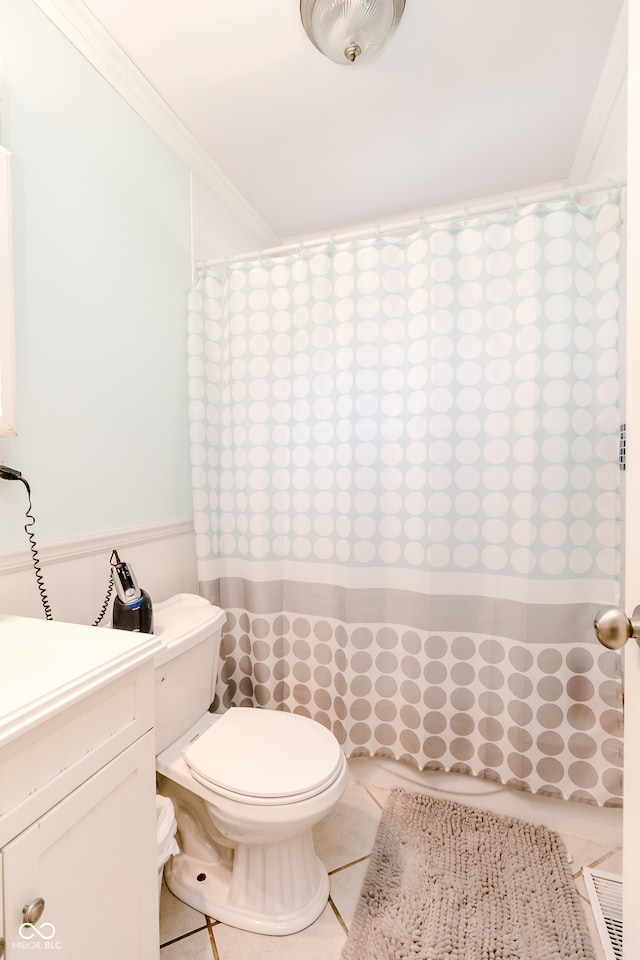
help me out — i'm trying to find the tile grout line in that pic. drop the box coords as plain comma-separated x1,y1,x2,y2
363,784,387,810
587,844,622,870
329,853,371,876
328,896,349,936
160,924,209,950
207,918,221,960
571,844,623,880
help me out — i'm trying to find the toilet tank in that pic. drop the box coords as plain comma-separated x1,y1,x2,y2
152,593,227,754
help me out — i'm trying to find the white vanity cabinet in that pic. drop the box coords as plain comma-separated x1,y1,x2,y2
0,616,162,960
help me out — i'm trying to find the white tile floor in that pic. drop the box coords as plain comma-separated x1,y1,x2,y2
159,757,622,960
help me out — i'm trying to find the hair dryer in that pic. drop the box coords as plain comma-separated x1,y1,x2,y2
110,549,153,633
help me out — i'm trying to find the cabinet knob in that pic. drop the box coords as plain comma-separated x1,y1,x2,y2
22,897,45,926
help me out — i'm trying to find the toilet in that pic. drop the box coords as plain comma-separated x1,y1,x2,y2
152,593,349,936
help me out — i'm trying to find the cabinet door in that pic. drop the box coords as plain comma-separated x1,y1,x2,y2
2,733,159,960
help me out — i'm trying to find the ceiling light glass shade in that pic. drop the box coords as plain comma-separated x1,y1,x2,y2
300,0,406,66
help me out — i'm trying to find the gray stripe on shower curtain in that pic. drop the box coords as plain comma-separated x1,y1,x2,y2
201,576,602,645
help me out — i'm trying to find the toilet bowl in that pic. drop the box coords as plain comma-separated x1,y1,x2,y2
152,594,348,936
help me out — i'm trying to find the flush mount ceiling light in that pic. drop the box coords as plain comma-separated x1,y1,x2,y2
300,0,406,66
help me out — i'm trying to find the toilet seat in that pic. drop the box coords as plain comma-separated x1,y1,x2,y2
183,708,344,805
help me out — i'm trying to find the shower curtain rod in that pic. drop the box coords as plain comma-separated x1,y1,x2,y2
197,177,626,272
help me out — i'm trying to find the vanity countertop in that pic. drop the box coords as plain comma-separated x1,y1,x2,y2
0,613,161,748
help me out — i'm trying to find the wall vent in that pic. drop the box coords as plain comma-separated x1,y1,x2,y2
583,868,622,960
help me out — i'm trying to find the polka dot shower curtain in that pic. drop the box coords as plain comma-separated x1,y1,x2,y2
187,192,623,806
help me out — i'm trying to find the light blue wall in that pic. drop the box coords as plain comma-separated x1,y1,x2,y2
0,0,192,546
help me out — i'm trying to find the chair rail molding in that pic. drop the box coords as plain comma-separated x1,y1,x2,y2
0,516,194,574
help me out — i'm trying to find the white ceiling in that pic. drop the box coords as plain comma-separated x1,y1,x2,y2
76,0,624,240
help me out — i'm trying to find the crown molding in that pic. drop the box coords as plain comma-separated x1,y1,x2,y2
31,0,279,249
569,0,627,185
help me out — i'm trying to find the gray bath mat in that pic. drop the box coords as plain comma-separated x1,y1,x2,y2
341,788,595,960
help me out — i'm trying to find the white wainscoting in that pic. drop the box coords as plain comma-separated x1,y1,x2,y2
0,517,198,625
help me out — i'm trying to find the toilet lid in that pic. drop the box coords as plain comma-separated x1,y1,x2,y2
182,708,344,801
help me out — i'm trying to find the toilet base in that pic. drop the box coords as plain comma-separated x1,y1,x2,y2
164,829,329,935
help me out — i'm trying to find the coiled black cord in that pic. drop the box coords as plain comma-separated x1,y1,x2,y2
18,475,54,621
92,575,114,627
1,464,114,626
